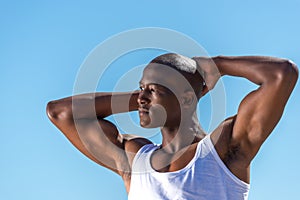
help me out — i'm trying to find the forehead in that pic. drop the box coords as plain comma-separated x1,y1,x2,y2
140,63,190,91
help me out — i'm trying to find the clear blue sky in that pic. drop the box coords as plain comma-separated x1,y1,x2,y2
1,0,299,199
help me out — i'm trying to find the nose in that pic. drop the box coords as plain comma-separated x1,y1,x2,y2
137,90,150,105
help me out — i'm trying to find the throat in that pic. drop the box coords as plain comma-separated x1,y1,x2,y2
160,131,204,154
160,118,205,153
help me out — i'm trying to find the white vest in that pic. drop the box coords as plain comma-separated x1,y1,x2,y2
128,135,250,200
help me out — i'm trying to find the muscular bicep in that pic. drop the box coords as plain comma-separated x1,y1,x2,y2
76,119,131,172
232,77,295,160
48,111,130,175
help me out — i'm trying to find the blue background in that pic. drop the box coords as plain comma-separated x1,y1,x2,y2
1,0,299,199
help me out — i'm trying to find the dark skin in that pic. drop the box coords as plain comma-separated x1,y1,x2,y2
46,55,298,193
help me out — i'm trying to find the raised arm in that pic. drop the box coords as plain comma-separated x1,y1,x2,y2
194,56,298,161
46,91,151,178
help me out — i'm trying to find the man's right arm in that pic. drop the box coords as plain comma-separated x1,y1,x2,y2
46,91,151,177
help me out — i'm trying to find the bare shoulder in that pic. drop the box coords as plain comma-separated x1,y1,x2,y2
120,134,152,192
123,134,153,165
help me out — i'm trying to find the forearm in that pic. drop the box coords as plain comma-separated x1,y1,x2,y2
212,55,297,85
47,91,139,120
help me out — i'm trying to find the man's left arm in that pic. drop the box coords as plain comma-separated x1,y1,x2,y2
209,56,298,162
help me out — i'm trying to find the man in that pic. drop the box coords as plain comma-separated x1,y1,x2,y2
47,53,298,199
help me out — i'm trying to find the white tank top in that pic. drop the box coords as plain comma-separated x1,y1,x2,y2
128,135,250,200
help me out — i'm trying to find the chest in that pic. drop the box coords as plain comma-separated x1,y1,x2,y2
150,144,198,173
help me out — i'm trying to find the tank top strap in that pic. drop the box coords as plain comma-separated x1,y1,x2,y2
131,143,160,174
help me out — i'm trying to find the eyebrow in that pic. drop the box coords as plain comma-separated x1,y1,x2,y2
139,82,162,87
139,81,172,93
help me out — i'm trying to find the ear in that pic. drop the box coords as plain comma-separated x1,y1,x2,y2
181,90,196,108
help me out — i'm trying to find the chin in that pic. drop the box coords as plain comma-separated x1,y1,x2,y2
139,113,165,128
140,121,154,128
139,119,163,129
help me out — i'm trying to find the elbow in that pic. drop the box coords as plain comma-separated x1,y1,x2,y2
46,101,59,122
287,60,299,82
46,100,72,122
275,60,298,84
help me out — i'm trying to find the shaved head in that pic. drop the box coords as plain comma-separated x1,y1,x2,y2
149,53,205,99
151,53,198,73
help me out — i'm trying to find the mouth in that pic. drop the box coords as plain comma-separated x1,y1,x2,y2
138,108,149,115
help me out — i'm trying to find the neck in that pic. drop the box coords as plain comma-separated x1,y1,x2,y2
160,112,206,153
